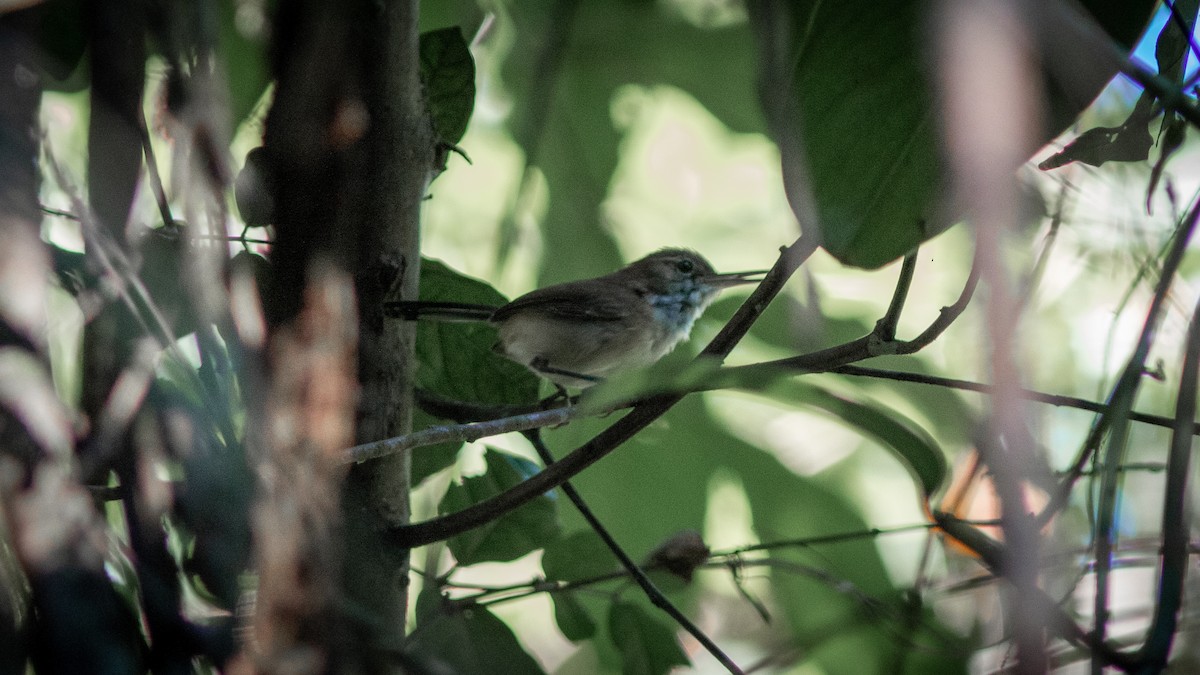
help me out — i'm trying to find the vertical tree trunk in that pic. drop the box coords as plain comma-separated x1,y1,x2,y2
256,2,364,669
342,0,431,661
260,0,430,670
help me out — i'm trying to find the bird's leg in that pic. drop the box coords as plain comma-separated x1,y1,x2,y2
538,387,570,409
528,356,603,405
528,356,602,385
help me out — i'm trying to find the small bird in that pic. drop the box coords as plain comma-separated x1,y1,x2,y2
387,249,764,388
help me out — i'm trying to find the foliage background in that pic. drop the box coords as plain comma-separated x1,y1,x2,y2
7,0,1200,673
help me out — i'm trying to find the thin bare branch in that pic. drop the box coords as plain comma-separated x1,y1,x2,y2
933,512,1137,673
137,105,174,228
832,364,1197,434
1133,291,1200,668
344,406,576,464
892,260,980,355
1092,194,1200,664
524,431,744,674
874,253,918,343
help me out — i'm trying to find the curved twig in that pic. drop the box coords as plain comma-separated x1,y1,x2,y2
345,406,576,464
1092,196,1200,657
874,252,918,343
832,365,1198,435
1132,292,1200,669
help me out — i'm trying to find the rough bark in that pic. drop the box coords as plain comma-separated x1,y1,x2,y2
259,0,429,670
342,0,430,662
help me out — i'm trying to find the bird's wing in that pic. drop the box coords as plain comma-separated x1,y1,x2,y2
492,279,632,323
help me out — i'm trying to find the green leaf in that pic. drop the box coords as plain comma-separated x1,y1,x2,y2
770,380,946,500
415,259,541,406
420,27,476,145
541,530,617,582
501,0,763,285
606,600,689,675
551,592,597,641
406,600,546,675
410,259,540,482
765,0,1156,268
786,1,944,269
1155,0,1198,81
234,147,275,226
550,395,966,673
441,449,560,565
409,408,465,485
582,360,947,501
1038,92,1155,169
35,0,88,90
836,356,976,447
218,0,271,128
419,1,486,35
414,584,443,626
542,533,615,647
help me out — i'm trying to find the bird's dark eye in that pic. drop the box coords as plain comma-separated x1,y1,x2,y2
675,259,694,273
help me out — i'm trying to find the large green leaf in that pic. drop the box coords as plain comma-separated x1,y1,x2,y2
758,0,1161,267
683,396,968,673
441,449,560,565
415,258,541,406
764,0,1156,268
579,364,946,502
768,381,947,500
784,1,943,269
217,0,271,128
408,260,540,481
552,592,597,642
418,1,486,35
540,418,713,561
420,27,476,145
542,529,618,582
34,0,88,90
535,389,968,673
500,0,763,285
406,586,546,675
540,530,614,641
606,600,689,675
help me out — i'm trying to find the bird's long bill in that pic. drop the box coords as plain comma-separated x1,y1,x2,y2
703,270,769,288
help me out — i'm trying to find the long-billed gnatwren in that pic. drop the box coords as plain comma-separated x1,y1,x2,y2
386,249,764,388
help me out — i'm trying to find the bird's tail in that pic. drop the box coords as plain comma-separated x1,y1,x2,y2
383,301,497,322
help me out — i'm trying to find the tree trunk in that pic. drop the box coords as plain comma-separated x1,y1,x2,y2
259,0,429,670
343,0,431,662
